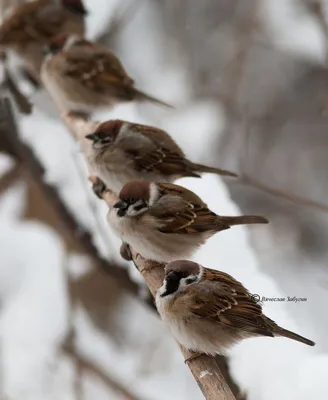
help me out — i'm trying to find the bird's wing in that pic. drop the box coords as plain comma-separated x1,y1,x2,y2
0,2,70,44
151,183,229,234
127,125,200,177
64,45,133,93
184,281,273,337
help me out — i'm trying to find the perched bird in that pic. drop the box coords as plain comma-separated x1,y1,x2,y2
41,34,172,114
98,179,268,262
0,0,86,78
156,260,315,355
85,119,237,194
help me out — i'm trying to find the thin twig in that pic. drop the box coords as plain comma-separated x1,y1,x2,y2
63,335,152,400
238,174,328,211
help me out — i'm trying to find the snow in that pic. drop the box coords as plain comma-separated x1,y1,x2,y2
199,370,213,379
0,0,327,399
0,220,69,400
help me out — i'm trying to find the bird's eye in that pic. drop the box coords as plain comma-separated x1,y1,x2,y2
185,278,196,285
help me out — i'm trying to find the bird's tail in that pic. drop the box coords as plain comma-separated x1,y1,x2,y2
133,88,174,109
275,327,315,347
218,215,269,226
192,162,238,178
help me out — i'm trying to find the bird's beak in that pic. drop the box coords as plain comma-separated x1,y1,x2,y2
85,133,99,142
114,200,129,217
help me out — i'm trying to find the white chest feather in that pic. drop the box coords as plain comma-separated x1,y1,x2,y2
156,294,232,355
156,295,218,354
107,209,204,262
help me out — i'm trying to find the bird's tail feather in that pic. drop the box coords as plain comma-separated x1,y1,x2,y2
193,163,238,178
133,88,174,109
218,215,269,226
276,327,315,346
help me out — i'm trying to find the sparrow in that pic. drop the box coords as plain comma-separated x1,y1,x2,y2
103,179,269,262
156,260,315,355
85,119,238,194
0,0,86,78
41,34,172,114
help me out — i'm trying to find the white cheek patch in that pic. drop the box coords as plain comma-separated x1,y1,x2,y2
149,183,160,206
64,35,80,50
118,122,131,139
158,280,167,296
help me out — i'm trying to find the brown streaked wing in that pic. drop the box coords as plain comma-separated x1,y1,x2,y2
134,124,184,154
203,268,248,293
132,147,200,178
0,1,45,44
0,1,73,45
130,126,200,177
64,47,133,92
154,183,229,234
158,183,207,205
185,282,273,337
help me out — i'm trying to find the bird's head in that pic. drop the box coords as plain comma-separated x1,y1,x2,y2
113,180,161,218
159,260,204,297
85,120,124,150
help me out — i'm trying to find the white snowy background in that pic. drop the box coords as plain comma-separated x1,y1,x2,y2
1,0,328,399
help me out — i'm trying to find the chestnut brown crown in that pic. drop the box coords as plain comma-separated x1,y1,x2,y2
119,180,152,202
95,120,124,139
85,120,124,146
165,260,201,277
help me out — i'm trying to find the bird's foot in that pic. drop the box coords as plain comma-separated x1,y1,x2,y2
89,176,107,199
120,242,133,261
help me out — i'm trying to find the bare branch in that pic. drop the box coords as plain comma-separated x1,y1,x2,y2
63,336,152,400
0,97,140,297
97,187,236,400
238,173,328,211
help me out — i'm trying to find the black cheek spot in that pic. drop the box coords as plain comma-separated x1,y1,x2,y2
117,209,127,217
134,204,146,212
161,275,181,297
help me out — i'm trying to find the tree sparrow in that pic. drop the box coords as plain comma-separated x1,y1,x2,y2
100,179,269,262
41,34,172,114
156,260,315,355
85,119,238,194
0,0,86,78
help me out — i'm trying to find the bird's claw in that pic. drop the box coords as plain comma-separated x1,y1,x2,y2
120,242,133,261
91,177,107,199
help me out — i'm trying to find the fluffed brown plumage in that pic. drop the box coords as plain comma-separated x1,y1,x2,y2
0,0,86,78
104,180,268,262
85,119,237,193
41,35,172,113
156,260,315,354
